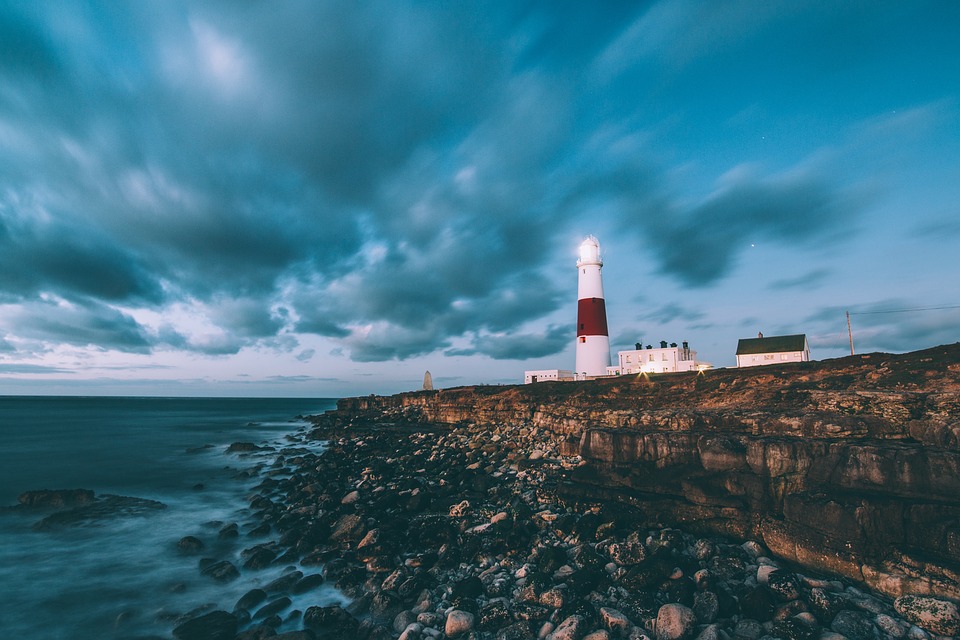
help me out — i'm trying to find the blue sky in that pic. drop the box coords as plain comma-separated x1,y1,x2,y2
1,2,958,397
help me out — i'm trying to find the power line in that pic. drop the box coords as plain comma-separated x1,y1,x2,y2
850,304,960,315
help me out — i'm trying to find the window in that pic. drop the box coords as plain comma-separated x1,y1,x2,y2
662,353,668,361
781,354,789,360
648,354,654,361
764,354,774,361
579,337,586,343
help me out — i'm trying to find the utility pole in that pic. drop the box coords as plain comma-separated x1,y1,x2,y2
846,311,854,356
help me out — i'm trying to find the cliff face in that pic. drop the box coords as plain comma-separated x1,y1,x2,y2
335,344,960,600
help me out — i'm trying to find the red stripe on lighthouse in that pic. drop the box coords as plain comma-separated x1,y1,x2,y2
576,297,608,337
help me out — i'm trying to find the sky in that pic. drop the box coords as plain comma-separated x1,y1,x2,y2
1,2,959,397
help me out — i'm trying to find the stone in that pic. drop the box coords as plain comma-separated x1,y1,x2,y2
172,610,237,640
200,559,239,583
235,588,268,612
692,591,719,624
549,615,588,640
584,632,610,640
292,573,325,594
253,597,291,620
303,605,359,635
178,536,205,553
600,607,632,637
445,610,476,637
830,609,875,640
242,545,278,569
894,595,960,637
655,604,696,640
732,619,762,640
341,490,360,504
330,513,366,543
767,571,800,601
608,542,647,566
479,599,512,631
17,488,95,507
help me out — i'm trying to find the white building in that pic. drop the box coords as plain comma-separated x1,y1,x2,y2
523,369,575,384
736,333,810,367
610,340,711,375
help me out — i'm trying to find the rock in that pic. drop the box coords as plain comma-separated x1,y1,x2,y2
894,595,960,637
226,442,262,453
692,591,719,624
608,542,647,566
599,607,632,636
342,490,360,504
172,610,237,640
584,632,610,640
200,560,239,583
655,604,696,640
770,618,817,640
242,545,278,569
496,622,537,640
330,513,366,543
292,573,325,594
767,571,800,601
549,615,588,640
178,536,205,553
32,494,166,530
733,619,762,640
235,588,268,612
264,570,303,594
253,597,292,620
830,609,875,640
445,610,475,637
479,599,512,631
17,488,95,508
303,605,359,636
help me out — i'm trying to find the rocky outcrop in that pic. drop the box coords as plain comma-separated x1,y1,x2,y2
327,343,960,600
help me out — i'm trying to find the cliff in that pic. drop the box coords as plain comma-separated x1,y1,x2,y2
333,343,960,601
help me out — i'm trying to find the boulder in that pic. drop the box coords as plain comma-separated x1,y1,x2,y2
894,595,960,637
172,610,237,640
655,604,696,640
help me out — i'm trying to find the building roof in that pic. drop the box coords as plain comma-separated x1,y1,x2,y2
736,334,807,355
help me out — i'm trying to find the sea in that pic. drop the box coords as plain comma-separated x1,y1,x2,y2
0,395,348,639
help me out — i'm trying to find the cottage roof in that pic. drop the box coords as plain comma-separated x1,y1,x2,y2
736,334,807,355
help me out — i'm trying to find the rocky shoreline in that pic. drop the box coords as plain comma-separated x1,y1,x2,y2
164,407,957,640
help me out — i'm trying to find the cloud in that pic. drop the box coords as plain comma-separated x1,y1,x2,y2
0,298,152,352
445,324,570,360
767,269,831,290
616,167,857,287
295,349,315,362
0,363,72,374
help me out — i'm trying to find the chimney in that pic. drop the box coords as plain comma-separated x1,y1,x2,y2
635,342,642,350
758,332,763,339
659,340,668,348
682,341,688,349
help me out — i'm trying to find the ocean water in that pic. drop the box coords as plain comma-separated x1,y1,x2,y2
0,396,347,639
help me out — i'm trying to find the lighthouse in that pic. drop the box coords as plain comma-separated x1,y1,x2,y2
575,236,611,377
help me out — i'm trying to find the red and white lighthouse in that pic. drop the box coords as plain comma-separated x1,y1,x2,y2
575,235,611,377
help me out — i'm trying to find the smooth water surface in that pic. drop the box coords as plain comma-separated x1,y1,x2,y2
0,396,345,639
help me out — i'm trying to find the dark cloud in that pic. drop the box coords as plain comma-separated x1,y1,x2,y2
0,363,71,374
636,172,855,287
295,349,315,363
445,325,569,360
3,299,152,353
767,269,830,290
639,303,706,324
